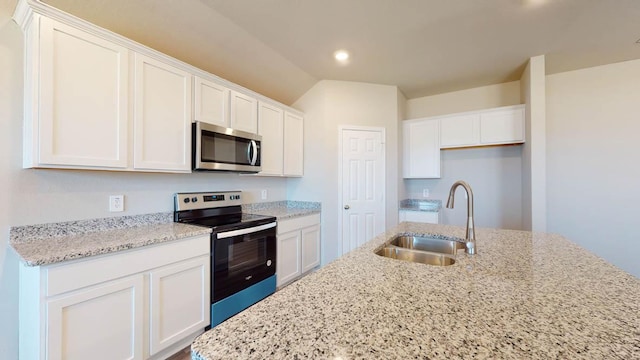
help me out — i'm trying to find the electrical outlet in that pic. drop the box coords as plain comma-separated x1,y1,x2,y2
261,189,268,200
422,189,430,198
109,195,124,212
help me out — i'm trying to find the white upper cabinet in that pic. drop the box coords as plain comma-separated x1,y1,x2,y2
283,112,304,177
440,105,525,149
257,102,284,176
133,54,192,172
26,16,129,169
255,106,304,177
15,2,304,174
193,76,230,127
230,91,258,133
479,106,525,145
440,114,479,148
403,118,441,179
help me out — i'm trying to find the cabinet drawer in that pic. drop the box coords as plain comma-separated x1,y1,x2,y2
46,235,209,297
277,214,321,234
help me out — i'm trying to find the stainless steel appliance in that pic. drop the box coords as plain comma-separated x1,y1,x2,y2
174,191,276,327
192,121,262,173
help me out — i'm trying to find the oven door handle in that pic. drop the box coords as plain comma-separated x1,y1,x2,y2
216,222,276,239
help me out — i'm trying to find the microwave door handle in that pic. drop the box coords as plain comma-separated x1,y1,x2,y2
246,141,252,164
250,140,258,166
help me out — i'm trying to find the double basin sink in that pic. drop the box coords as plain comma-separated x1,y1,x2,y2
375,235,465,266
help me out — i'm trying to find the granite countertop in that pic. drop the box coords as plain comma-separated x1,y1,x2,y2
400,199,441,212
242,200,321,220
191,222,640,359
10,213,211,266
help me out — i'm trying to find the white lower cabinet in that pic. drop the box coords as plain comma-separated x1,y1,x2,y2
19,235,210,360
47,274,144,360
399,210,440,224
148,257,209,357
276,214,321,287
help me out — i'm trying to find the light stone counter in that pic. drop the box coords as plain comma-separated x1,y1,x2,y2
10,212,211,266
242,200,321,220
400,199,442,212
191,222,640,360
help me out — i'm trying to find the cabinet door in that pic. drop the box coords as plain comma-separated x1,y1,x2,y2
47,275,144,360
230,91,258,133
301,225,320,273
277,230,301,287
399,210,439,224
148,255,209,356
133,54,192,172
479,107,525,144
283,112,304,177
440,114,479,148
257,102,284,176
194,77,229,127
36,17,129,168
403,119,440,178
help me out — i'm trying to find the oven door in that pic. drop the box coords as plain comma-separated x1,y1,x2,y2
194,121,262,173
212,222,276,302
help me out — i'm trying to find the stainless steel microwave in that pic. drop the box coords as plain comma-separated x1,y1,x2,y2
192,121,262,173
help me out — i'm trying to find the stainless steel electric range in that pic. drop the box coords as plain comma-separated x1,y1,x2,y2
174,191,277,328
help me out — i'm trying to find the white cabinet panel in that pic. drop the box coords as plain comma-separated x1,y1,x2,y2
20,235,210,360
32,16,129,169
403,118,440,178
440,114,479,148
438,105,525,149
301,225,320,273
276,214,321,287
149,255,209,356
47,275,144,360
479,106,525,144
230,91,258,133
133,54,192,172
283,112,304,176
257,102,284,176
194,77,229,127
277,230,301,287
399,210,439,224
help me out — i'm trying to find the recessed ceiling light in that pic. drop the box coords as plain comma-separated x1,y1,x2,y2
334,50,350,63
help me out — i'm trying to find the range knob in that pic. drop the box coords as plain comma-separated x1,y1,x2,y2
183,198,190,203
191,197,198,203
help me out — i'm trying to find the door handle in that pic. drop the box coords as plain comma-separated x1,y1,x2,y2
344,205,350,210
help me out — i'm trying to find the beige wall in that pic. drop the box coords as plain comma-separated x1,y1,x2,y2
289,80,400,265
402,82,524,230
0,6,291,357
405,81,521,119
546,59,640,277
520,55,547,232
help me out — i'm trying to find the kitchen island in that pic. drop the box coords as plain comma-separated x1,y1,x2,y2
192,222,640,359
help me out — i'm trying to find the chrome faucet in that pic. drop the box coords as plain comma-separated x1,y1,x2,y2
446,181,476,255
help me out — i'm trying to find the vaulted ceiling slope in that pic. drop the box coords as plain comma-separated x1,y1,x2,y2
40,0,640,105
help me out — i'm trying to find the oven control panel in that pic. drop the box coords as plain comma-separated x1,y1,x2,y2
174,191,242,211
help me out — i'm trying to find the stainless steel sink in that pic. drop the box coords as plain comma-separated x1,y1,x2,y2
389,235,464,255
376,247,455,266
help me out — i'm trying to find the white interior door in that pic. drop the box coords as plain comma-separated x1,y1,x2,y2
341,128,385,255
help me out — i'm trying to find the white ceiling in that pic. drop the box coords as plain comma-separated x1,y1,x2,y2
37,0,640,105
